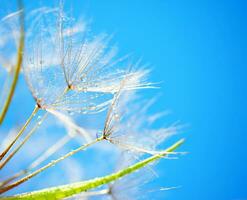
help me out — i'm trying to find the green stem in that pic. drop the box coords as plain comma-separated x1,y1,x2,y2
0,137,103,195
1,139,184,200
0,135,72,187
0,0,24,125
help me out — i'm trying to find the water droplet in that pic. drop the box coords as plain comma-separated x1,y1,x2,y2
114,114,120,120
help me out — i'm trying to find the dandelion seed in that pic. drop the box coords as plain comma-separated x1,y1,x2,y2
0,5,151,167
103,91,181,157
23,7,152,115
0,2,184,198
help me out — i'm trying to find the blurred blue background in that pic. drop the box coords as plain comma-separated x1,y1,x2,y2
1,0,247,199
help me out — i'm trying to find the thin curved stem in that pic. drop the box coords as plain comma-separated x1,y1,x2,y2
0,106,39,161
0,0,25,125
0,137,103,195
0,85,70,168
29,134,71,170
0,139,184,199
0,111,46,170
0,135,72,187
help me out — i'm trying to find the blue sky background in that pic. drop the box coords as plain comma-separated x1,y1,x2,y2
1,0,247,199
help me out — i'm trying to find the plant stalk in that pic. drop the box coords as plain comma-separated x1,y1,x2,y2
0,106,39,161
0,139,184,199
0,137,103,195
0,110,46,169
0,0,25,125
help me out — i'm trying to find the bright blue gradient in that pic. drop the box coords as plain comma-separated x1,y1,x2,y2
68,1,246,199
1,0,247,199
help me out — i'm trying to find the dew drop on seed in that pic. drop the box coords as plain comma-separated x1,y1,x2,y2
114,114,120,120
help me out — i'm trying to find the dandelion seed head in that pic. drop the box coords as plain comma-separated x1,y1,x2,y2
0,3,183,198
103,91,179,157
22,6,151,115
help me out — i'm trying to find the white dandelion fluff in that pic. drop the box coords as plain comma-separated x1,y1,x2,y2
0,10,22,73
103,90,179,156
23,7,152,115
0,2,184,198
